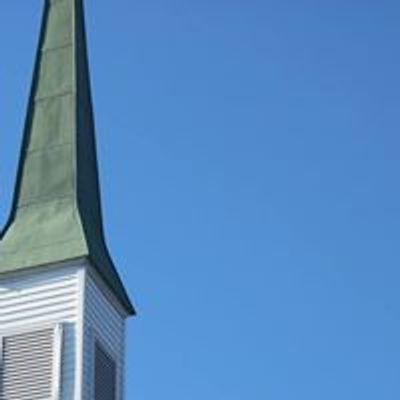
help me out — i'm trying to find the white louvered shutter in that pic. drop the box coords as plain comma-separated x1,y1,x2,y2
0,325,63,400
94,341,117,400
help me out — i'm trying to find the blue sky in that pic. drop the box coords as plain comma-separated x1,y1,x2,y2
1,1,400,399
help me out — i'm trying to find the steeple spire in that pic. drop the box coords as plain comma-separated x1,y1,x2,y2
0,0,134,314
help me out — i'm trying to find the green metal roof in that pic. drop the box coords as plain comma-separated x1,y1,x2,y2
0,0,135,315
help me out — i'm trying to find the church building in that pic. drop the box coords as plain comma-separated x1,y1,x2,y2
0,1,135,399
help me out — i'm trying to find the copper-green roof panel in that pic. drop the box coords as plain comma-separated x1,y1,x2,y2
0,0,135,315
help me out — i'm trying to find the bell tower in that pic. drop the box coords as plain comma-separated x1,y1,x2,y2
0,1,135,399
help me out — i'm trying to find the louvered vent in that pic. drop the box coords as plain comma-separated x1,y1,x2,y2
0,328,55,400
95,342,117,400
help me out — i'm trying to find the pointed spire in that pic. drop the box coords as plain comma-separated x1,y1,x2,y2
0,0,135,314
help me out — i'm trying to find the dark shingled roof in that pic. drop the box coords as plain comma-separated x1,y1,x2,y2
0,0,135,315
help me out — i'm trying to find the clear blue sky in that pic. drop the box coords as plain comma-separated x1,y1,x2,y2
1,1,400,399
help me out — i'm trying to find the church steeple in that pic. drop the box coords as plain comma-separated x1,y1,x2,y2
0,0,134,315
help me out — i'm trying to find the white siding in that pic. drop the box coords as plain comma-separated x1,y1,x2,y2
82,270,126,400
0,264,83,400
0,262,128,400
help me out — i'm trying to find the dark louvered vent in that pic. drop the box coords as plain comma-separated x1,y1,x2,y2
95,341,117,400
0,328,55,400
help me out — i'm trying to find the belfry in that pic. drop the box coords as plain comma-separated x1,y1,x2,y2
0,0,135,399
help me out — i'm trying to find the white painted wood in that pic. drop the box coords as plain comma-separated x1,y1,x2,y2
82,268,126,400
0,263,84,400
0,260,128,400
53,321,65,400
74,268,86,400
0,327,55,400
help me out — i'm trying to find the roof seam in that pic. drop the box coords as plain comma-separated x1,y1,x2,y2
26,142,74,156
0,238,87,255
42,42,73,53
35,90,75,103
17,195,76,209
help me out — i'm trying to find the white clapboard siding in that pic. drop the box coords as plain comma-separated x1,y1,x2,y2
0,264,83,400
82,270,126,400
